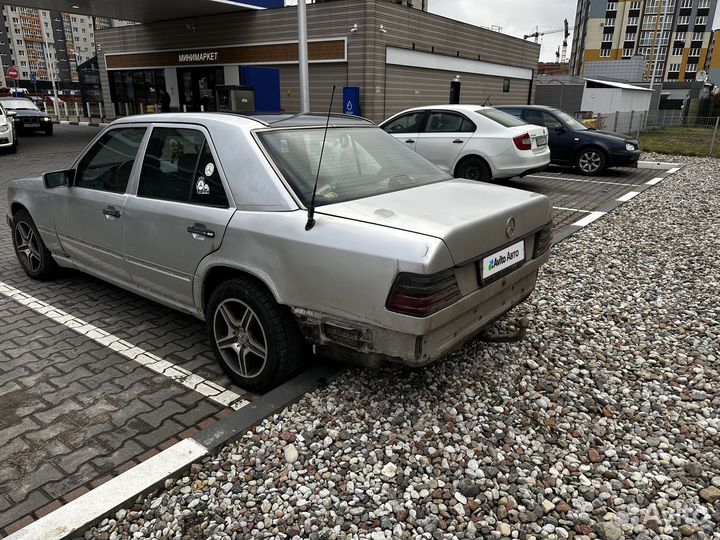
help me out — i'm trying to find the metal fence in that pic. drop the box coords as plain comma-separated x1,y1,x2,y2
43,101,107,123
590,111,720,157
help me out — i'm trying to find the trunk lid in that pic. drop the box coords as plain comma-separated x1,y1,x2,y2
507,124,548,150
318,179,553,264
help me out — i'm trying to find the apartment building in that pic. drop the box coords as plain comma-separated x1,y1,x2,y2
569,0,718,83
0,5,132,91
707,28,720,82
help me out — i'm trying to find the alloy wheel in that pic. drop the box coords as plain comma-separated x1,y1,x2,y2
213,298,268,379
14,221,42,273
578,151,602,173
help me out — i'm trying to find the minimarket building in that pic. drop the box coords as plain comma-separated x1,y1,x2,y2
94,0,540,123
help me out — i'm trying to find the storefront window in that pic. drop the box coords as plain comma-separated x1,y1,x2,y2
178,67,224,112
109,69,166,115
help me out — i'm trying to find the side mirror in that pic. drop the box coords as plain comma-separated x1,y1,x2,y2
6,110,17,118
43,169,74,189
553,125,566,133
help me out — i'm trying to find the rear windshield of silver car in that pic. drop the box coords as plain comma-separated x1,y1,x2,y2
257,127,452,207
475,108,527,128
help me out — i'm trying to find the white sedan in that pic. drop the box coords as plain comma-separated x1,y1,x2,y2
381,105,550,181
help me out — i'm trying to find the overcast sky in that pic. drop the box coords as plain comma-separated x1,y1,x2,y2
428,0,579,62
428,0,720,63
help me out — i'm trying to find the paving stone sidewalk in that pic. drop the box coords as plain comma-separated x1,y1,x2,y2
0,128,247,535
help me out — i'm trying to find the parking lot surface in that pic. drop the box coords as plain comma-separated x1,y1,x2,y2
517,166,664,232
0,127,254,534
0,126,676,534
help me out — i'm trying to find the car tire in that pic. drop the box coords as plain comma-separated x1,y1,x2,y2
12,209,58,281
44,125,53,136
455,157,492,181
207,277,307,392
9,138,17,154
575,148,607,175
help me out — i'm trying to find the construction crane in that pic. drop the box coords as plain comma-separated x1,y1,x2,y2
524,19,571,63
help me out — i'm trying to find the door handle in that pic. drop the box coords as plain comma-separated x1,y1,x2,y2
405,139,415,144
452,139,464,144
102,207,121,218
187,224,215,239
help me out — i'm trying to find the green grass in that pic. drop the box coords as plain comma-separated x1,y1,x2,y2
639,127,719,158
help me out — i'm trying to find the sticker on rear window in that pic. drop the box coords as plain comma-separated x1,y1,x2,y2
204,163,215,177
196,178,210,195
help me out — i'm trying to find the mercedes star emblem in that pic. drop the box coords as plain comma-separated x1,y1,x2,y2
505,217,516,239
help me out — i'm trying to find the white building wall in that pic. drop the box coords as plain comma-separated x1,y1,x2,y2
581,87,651,114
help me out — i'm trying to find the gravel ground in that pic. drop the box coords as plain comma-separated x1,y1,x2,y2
86,155,720,540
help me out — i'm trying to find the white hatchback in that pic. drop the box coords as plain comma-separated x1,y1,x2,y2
381,105,550,181
0,102,18,154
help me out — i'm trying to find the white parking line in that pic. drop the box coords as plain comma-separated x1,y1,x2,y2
0,282,248,410
553,206,592,213
6,438,209,540
666,167,681,174
572,211,606,227
528,174,638,187
617,191,641,202
645,177,664,185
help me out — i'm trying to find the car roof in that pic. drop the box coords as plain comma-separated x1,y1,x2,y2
496,105,558,111
396,104,493,113
111,112,375,129
0,96,32,101
249,113,375,127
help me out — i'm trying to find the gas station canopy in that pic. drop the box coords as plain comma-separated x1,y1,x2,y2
2,0,284,23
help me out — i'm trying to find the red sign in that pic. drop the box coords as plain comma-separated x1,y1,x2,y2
7,67,19,80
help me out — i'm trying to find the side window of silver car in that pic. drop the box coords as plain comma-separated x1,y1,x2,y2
138,127,229,208
75,128,147,193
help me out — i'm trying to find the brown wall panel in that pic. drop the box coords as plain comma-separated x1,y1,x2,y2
384,65,531,120
106,40,346,70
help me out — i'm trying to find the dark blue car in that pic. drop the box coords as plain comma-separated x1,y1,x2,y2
495,105,640,175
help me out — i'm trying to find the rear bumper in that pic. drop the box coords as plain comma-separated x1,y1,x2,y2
518,164,549,177
492,150,551,179
294,249,549,367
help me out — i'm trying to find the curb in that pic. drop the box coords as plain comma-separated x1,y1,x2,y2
53,120,108,128
637,160,682,170
6,363,345,540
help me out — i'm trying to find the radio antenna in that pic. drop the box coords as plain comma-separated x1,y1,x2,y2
482,95,492,106
305,85,336,231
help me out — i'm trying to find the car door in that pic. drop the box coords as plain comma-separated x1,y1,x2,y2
524,110,576,165
53,126,148,284
121,125,235,307
414,111,474,171
381,111,427,151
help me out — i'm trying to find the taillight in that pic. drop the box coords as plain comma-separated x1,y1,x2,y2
386,269,461,317
513,133,532,151
533,222,553,258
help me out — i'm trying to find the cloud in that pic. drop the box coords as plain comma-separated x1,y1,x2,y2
428,0,576,62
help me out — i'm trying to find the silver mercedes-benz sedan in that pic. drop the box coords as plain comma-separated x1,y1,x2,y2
7,113,553,391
